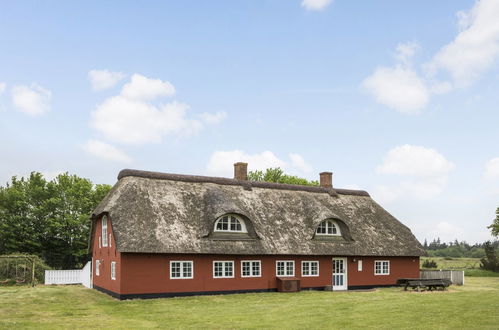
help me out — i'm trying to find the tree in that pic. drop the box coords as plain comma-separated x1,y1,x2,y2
0,172,111,269
489,207,499,237
480,241,499,272
248,168,319,186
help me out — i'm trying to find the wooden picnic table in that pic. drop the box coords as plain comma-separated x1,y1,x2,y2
397,278,452,292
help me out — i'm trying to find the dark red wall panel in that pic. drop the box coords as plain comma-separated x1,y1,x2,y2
91,216,420,296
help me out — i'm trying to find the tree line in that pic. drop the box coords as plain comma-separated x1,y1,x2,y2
423,238,499,258
1,167,498,272
0,172,111,269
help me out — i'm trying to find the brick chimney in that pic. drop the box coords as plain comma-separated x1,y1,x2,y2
234,162,248,180
319,172,333,188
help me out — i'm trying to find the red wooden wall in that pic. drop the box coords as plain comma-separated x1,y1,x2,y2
91,215,420,297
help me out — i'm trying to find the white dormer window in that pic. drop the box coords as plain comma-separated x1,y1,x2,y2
316,220,341,236
102,216,108,247
214,214,247,233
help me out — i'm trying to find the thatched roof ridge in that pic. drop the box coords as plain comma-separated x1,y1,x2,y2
117,169,370,197
91,169,425,257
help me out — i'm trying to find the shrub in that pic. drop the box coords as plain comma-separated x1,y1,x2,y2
422,259,438,269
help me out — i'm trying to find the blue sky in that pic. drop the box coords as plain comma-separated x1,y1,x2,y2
1,0,498,243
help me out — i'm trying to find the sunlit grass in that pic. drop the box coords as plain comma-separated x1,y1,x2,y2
1,277,499,329
420,257,499,277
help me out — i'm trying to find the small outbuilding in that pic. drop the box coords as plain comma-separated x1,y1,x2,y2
89,163,425,299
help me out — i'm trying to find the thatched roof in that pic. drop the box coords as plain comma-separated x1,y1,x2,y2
90,169,425,257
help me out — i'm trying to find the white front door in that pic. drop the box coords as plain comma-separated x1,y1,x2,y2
332,258,348,291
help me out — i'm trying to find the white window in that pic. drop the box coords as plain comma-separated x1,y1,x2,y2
170,261,193,279
214,215,247,233
241,260,261,277
276,261,295,277
95,260,100,276
213,261,234,278
111,261,116,280
316,220,341,236
358,260,363,272
375,260,390,275
301,261,319,277
109,233,112,247
102,216,108,247
98,236,101,249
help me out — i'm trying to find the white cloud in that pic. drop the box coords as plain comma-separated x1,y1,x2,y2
88,69,126,91
199,111,227,125
377,144,455,177
427,0,499,87
91,74,220,145
11,84,52,116
121,74,175,101
83,139,131,163
206,150,312,178
342,184,362,190
419,221,465,243
374,178,449,204
365,1,499,112
363,65,429,114
484,157,499,180
289,153,313,173
42,170,65,181
373,145,454,203
394,42,419,66
92,97,202,145
301,0,333,11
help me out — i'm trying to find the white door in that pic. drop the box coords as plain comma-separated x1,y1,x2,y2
332,258,348,291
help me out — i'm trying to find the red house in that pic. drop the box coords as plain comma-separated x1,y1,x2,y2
89,163,425,299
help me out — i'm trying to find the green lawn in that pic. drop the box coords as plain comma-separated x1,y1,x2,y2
420,257,499,277
1,277,499,329
421,257,481,270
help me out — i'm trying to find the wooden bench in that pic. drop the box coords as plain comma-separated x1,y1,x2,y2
397,278,452,292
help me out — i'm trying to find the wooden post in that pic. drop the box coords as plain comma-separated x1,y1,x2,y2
32,260,36,287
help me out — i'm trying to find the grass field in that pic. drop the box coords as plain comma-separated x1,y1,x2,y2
420,257,499,277
1,277,499,329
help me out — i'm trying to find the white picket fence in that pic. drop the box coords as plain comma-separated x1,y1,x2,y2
420,270,464,285
44,261,92,288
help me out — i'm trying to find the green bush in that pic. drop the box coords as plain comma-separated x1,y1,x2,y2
422,259,438,268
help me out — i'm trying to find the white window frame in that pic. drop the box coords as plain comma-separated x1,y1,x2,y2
98,236,102,249
111,261,116,280
213,261,235,278
276,260,295,277
102,216,108,247
358,259,363,272
109,233,112,248
214,214,247,233
95,259,100,276
315,219,341,236
241,260,261,278
374,260,390,275
301,261,319,277
169,261,194,279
